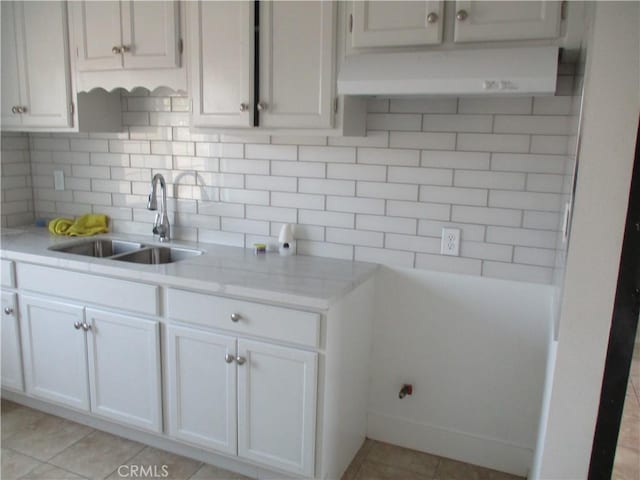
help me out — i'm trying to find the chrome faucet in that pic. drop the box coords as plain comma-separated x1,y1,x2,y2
147,173,170,242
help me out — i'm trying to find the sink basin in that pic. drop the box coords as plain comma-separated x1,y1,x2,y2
112,246,202,265
49,239,142,257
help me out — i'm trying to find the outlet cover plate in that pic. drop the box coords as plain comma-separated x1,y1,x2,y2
441,228,460,256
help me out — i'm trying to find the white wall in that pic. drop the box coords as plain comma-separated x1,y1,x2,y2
368,267,554,476
536,3,640,478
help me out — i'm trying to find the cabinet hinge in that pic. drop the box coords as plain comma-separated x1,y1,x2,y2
70,102,75,116
334,97,339,114
349,14,353,33
178,38,183,55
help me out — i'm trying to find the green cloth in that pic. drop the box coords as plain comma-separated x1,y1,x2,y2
48,214,109,236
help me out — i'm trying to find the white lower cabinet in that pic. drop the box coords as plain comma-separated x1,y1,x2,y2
86,309,162,432
20,295,161,432
166,324,317,477
1,291,24,392
20,296,89,410
237,339,317,477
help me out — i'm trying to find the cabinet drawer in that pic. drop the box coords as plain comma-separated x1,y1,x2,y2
17,264,159,316
1,260,15,288
167,289,320,348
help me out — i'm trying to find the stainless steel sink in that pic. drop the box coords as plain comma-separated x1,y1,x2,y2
112,246,202,265
49,239,142,257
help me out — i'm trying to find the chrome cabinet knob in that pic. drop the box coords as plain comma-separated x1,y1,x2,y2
235,356,246,365
4,307,13,315
11,106,18,114
426,12,438,23
81,321,91,331
256,102,267,111
239,103,249,112
230,313,241,322
112,46,122,54
121,45,130,53
225,353,235,363
74,321,82,330
19,106,26,113
456,9,468,21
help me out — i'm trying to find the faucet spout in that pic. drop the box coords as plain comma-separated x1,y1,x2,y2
148,173,170,242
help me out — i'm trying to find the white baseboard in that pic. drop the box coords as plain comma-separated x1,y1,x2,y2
367,410,532,478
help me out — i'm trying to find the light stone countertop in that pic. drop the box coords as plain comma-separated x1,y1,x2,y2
0,227,379,310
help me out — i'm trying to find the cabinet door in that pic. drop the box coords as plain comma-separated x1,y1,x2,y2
351,1,443,48
86,309,162,432
166,325,237,454
1,2,22,128
20,296,89,411
237,340,317,477
18,1,72,128
121,1,180,69
1,292,23,391
259,1,335,129
453,1,561,42
189,1,254,128
71,1,124,71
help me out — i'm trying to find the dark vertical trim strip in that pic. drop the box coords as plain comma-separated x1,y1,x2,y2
588,119,640,479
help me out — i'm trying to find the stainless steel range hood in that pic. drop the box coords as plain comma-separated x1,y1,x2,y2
337,46,559,97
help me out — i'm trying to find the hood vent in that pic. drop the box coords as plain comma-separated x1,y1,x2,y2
337,46,558,97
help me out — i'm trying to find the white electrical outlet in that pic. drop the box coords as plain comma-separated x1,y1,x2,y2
441,228,460,256
54,170,65,191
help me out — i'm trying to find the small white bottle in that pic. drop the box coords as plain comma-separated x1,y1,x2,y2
278,224,295,256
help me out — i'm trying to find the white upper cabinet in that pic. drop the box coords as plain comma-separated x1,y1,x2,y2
1,1,72,129
259,1,336,129
71,0,180,72
453,1,561,42
188,0,336,130
350,1,443,48
189,1,254,128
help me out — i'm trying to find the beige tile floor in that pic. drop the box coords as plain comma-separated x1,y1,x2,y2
612,329,640,480
0,399,524,480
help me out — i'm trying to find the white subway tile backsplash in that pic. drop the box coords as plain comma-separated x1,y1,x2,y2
326,196,385,215
356,214,416,234
454,170,525,190
246,144,297,160
458,97,532,114
451,206,521,227
457,133,530,153
299,209,354,228
419,185,487,206
271,192,325,210
390,131,456,150
385,233,440,253
326,227,384,247
246,205,297,223
491,154,566,174
357,181,418,201
17,78,576,285
388,166,452,186
299,178,354,196
300,146,356,163
386,200,450,221
272,161,325,178
358,147,420,166
422,114,492,133
327,163,386,181
246,174,297,192
489,190,561,212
